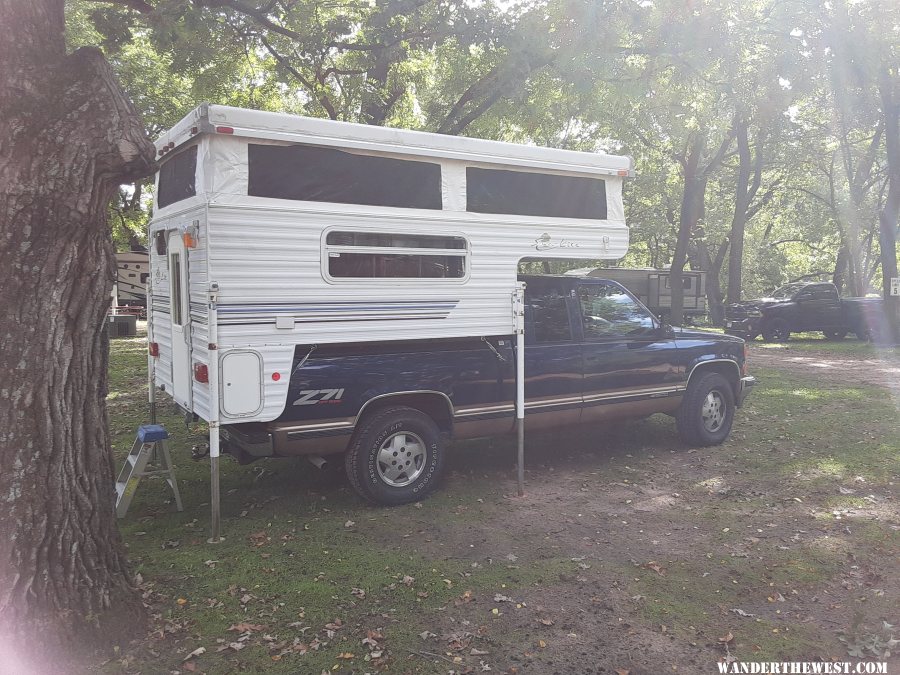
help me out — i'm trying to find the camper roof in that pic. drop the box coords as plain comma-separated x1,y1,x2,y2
155,104,634,178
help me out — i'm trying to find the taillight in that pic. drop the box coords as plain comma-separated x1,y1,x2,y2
193,363,209,383
215,126,234,134
148,342,159,357
742,343,749,376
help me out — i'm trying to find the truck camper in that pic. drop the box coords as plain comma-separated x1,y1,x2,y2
147,105,751,535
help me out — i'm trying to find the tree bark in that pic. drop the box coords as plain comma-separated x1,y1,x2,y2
878,68,900,342
726,116,757,305
0,0,156,666
670,136,708,326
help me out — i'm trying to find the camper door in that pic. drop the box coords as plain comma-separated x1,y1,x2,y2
167,232,192,408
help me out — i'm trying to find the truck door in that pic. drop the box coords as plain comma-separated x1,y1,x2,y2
523,279,582,430
578,281,680,422
795,284,841,331
168,232,192,409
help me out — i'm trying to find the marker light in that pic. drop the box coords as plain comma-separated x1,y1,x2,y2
193,363,209,383
148,342,159,357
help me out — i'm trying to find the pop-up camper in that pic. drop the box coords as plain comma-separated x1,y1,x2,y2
147,104,632,536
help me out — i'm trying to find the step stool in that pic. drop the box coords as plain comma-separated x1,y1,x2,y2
115,424,184,518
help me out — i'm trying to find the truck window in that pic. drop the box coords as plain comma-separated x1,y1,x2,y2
527,289,572,343
324,231,467,280
579,283,656,338
466,167,607,220
157,145,197,209
248,144,442,210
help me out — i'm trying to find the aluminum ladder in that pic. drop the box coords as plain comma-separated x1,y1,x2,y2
115,424,184,518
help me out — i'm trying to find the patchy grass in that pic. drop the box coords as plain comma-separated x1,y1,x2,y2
750,334,900,356
103,328,900,673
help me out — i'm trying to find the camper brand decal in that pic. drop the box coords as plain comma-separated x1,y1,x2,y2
292,389,345,406
533,233,583,252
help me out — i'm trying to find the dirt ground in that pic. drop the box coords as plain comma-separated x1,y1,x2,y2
378,344,900,674
107,338,899,675
750,343,900,390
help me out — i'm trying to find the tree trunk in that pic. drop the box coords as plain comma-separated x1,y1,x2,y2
669,137,707,326
726,117,753,305
0,0,156,666
878,69,900,342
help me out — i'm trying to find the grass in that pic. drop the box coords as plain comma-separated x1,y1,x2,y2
104,327,900,673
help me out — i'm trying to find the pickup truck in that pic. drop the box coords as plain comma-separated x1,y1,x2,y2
221,275,756,504
724,281,884,342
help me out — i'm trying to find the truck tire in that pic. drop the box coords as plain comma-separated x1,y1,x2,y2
676,372,735,447
854,325,873,342
823,329,847,340
345,406,445,505
762,318,790,342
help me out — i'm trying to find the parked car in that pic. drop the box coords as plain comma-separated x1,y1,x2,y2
222,274,756,504
725,282,884,342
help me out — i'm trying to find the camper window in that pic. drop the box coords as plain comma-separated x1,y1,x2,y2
324,231,467,280
466,167,607,220
157,145,198,208
664,276,693,290
170,252,184,325
248,144,442,210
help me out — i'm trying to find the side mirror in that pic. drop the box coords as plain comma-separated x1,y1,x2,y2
659,322,676,338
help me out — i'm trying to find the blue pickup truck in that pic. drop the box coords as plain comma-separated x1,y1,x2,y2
221,275,755,504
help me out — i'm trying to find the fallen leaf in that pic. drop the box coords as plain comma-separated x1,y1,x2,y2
538,618,554,626
183,661,198,672
730,609,756,618
641,561,666,576
182,647,206,661
337,651,355,659
615,670,631,675
537,640,546,649
471,647,490,656
402,574,416,586
344,520,355,528
228,622,265,633
248,530,268,547
351,587,366,599
176,598,188,606
718,631,734,644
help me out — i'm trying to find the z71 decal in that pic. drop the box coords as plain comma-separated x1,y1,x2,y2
292,389,345,406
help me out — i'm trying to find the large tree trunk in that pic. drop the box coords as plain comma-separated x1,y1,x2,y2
0,0,155,666
726,117,754,305
669,137,707,326
878,69,900,343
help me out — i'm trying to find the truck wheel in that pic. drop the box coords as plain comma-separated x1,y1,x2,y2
345,406,445,505
762,318,790,342
676,372,735,447
823,329,847,340
854,325,873,342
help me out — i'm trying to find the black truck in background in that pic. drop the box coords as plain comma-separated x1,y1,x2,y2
725,282,886,342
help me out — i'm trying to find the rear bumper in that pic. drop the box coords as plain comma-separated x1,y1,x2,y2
737,375,756,407
724,317,761,338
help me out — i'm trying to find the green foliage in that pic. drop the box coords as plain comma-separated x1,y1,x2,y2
64,0,900,292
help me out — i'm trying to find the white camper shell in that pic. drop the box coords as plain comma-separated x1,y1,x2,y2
148,104,632,429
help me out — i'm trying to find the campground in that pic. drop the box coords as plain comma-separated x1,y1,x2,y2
105,330,899,674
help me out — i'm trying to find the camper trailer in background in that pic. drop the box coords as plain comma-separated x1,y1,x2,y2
115,251,149,315
566,267,707,320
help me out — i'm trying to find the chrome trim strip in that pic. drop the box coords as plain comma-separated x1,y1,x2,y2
583,385,682,403
355,390,454,424
454,403,516,417
270,419,355,432
686,358,741,386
